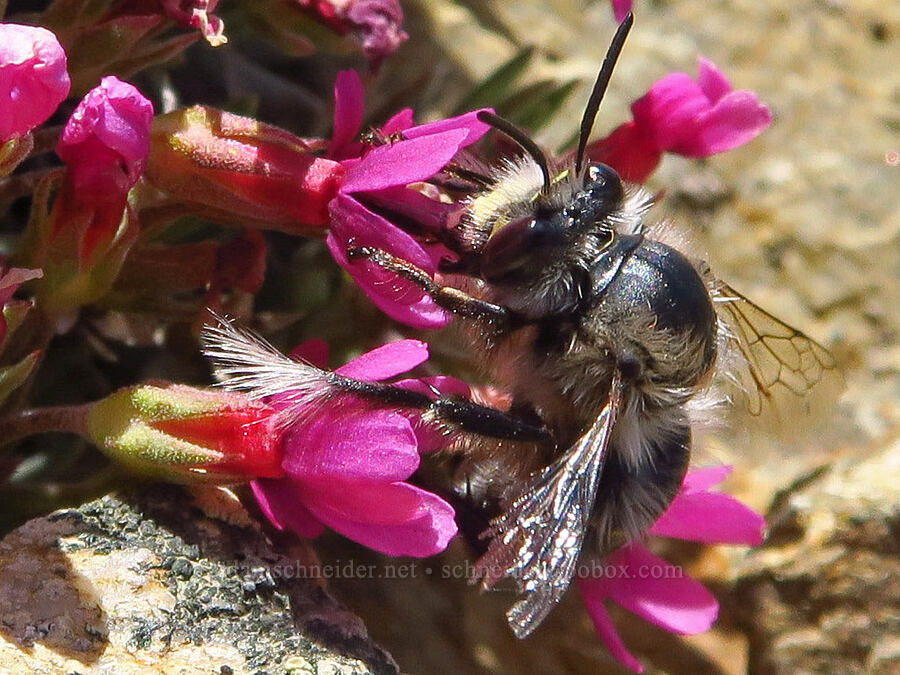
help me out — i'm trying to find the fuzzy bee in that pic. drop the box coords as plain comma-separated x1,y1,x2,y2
204,13,836,638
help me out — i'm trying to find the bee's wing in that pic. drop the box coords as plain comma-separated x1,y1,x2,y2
475,376,624,638
715,283,840,416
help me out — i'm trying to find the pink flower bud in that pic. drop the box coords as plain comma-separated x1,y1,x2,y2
0,24,70,141
147,106,344,234
57,76,154,199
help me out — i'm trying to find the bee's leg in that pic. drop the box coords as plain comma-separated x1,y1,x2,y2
335,376,550,444
347,245,517,327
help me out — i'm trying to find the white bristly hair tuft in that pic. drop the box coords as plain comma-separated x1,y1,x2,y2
200,314,339,425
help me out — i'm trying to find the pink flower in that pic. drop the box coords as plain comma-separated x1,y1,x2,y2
325,70,491,329
57,76,154,198
577,466,765,672
251,339,461,557
0,24,70,141
295,0,407,66
0,261,42,346
611,0,632,23
588,58,772,182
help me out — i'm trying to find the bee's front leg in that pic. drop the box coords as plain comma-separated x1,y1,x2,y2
347,244,519,328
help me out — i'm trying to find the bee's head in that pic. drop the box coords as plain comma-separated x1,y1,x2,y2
479,162,624,284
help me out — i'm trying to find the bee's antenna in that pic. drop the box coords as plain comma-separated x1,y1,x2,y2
575,12,634,175
477,111,551,193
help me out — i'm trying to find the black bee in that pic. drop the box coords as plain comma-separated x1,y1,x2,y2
204,13,836,638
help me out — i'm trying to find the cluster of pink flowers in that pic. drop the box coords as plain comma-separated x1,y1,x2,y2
1,4,773,671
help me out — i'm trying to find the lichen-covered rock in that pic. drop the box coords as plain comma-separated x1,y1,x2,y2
733,442,899,675
0,484,397,675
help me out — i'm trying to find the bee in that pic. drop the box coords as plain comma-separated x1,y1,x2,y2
204,13,837,638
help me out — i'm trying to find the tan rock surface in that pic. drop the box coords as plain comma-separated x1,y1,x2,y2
0,485,396,675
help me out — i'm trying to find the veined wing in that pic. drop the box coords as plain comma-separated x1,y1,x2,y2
715,283,839,416
474,374,624,638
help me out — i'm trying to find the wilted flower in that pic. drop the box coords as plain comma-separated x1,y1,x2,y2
577,466,765,672
588,57,772,182
161,0,226,46
325,69,491,329
147,105,344,234
251,338,460,557
109,0,226,46
88,383,284,481
0,24,70,141
294,0,407,66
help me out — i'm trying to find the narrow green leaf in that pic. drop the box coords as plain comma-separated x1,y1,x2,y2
453,46,535,115
0,351,40,409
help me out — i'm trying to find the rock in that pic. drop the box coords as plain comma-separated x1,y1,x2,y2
733,441,899,674
0,484,397,675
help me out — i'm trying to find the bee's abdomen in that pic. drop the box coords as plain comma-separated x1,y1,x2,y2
591,416,691,552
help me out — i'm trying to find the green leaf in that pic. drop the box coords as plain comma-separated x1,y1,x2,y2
0,351,40,409
453,46,535,115
497,79,578,132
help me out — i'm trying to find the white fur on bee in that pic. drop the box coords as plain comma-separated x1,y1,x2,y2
201,316,339,427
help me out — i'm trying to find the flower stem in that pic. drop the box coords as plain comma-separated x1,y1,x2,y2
0,166,63,203
0,404,92,447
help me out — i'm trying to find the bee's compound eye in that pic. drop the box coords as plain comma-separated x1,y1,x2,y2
481,216,563,283
585,163,624,205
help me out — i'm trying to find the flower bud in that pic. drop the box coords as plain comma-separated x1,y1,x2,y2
0,24,70,141
147,106,344,234
87,383,284,482
57,76,154,198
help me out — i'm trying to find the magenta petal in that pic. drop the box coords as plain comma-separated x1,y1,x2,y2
610,0,633,24
697,57,732,103
341,128,470,193
363,185,458,232
395,375,470,399
303,481,458,556
681,466,731,493
251,478,325,538
0,24,70,140
289,339,330,369
382,107,415,135
673,91,772,157
401,108,492,147
336,339,429,381
578,579,644,673
633,74,709,151
329,193,433,270
327,194,452,329
650,490,766,545
604,545,719,635
283,406,420,482
331,70,365,160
